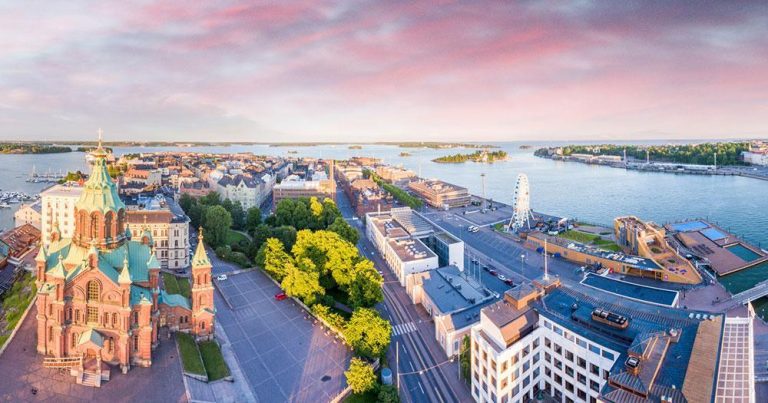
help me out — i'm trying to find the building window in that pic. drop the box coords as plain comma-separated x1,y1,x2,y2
133,335,139,352
87,307,98,323
75,310,81,323
590,364,600,376
87,280,100,302
577,357,586,369
133,311,139,324
578,373,587,385
590,380,600,392
565,351,574,362
72,332,78,348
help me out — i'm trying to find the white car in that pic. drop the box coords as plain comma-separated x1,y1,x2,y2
497,274,508,281
216,274,228,281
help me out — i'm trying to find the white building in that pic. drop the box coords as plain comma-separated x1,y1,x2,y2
470,280,752,403
14,200,42,229
40,184,83,247
216,173,274,210
742,151,768,166
125,195,190,270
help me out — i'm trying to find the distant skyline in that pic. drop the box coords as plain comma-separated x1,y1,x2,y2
1,1,766,142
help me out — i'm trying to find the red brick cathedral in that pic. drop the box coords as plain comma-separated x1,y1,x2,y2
34,140,214,386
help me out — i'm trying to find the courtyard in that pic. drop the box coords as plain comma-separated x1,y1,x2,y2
214,269,352,403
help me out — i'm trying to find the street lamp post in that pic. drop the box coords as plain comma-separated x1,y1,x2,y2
520,253,525,276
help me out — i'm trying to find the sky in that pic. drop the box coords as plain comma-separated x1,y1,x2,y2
0,1,766,143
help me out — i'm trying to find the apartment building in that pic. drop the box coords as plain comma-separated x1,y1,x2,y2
14,200,42,229
40,184,83,247
408,179,471,209
125,195,190,270
471,279,753,403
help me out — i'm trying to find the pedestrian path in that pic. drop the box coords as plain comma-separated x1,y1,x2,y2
392,321,417,336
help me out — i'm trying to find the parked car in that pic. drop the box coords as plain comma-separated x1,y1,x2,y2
274,292,287,301
216,274,228,281
488,270,498,277
482,265,489,272
503,278,514,286
498,274,508,282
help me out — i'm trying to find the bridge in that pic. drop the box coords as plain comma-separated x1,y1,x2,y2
726,279,768,306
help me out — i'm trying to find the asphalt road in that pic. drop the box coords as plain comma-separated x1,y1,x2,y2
335,187,470,403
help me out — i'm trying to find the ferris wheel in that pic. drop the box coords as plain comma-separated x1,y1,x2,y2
508,173,533,231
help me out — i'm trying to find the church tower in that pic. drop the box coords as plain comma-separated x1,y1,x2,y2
73,130,127,249
190,228,215,340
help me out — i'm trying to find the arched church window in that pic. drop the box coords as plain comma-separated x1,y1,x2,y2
87,280,100,302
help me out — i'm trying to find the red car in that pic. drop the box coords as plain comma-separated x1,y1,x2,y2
274,292,287,301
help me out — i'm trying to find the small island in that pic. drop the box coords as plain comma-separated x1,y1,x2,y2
384,142,499,149
349,145,363,150
399,152,412,157
432,150,508,163
534,142,749,166
0,143,72,154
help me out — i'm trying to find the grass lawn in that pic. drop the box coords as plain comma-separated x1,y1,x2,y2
199,340,231,381
560,230,599,244
177,333,206,376
162,272,191,298
1,272,37,334
226,230,249,248
344,390,378,403
560,230,622,252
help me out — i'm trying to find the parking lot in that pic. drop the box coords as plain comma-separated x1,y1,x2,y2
214,270,351,403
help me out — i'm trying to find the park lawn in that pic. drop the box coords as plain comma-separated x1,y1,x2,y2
594,239,622,252
226,230,249,248
199,340,231,381
0,272,37,342
177,276,191,298
177,333,206,376
559,230,599,244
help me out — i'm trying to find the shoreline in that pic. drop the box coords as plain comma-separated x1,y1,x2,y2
535,154,768,181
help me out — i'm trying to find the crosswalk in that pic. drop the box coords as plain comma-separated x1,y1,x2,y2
392,321,417,336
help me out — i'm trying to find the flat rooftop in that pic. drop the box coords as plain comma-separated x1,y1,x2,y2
388,238,436,262
581,274,678,307
369,214,410,239
421,265,494,314
533,232,660,270
40,184,83,198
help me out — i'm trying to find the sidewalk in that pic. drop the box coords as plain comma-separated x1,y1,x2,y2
184,322,257,403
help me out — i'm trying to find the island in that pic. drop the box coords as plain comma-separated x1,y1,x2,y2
349,145,363,150
399,152,412,157
432,150,508,163
387,142,498,149
0,143,72,154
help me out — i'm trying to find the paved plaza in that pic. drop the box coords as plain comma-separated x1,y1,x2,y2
0,308,187,402
214,270,351,403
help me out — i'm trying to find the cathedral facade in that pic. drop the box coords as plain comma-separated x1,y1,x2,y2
34,143,214,384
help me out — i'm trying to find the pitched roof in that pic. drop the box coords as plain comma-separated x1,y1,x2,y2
159,290,191,310
78,328,104,348
192,231,211,268
74,151,125,214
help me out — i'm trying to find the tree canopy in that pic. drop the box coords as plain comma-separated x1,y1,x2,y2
203,205,232,248
345,308,392,359
344,358,377,394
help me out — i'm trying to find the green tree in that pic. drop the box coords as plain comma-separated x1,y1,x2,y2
281,259,325,305
274,199,295,226
203,205,232,248
188,203,204,229
179,193,196,213
270,226,297,251
260,238,293,280
345,308,391,359
321,198,342,227
344,357,376,394
328,217,359,244
377,385,400,403
200,191,222,206
251,224,271,250
228,201,245,230
347,260,384,308
292,201,311,230
246,207,262,231
459,335,471,382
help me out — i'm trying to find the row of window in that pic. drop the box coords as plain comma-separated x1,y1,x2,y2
543,319,615,360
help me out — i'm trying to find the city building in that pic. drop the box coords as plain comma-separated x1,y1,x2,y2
40,184,83,248
614,216,701,284
410,265,498,357
125,195,190,270
14,200,42,229
272,171,335,209
0,223,41,267
742,142,768,166
178,180,212,199
408,179,471,209
366,207,464,287
375,165,416,185
525,232,698,284
216,173,273,210
470,279,754,403
33,144,214,387
336,163,394,217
